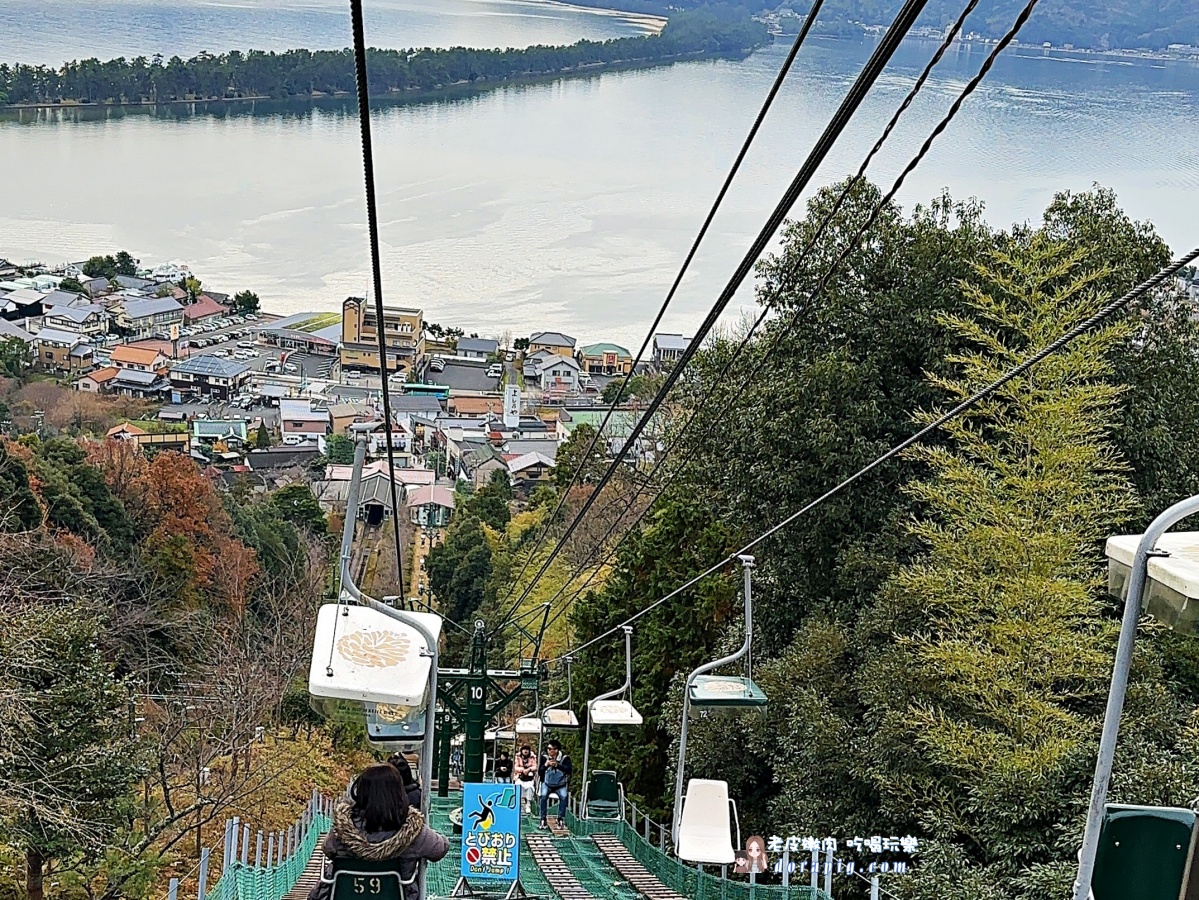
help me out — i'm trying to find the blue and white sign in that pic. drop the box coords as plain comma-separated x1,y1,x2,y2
460,783,521,882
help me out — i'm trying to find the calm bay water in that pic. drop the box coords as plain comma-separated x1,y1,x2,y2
2,1,1197,344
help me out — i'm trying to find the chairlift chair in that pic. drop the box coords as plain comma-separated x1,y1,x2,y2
671,557,767,851
585,770,625,821
581,627,643,818
541,656,581,731
676,779,740,867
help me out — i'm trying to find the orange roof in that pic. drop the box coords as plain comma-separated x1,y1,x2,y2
127,338,178,359
449,396,504,416
85,366,121,384
111,344,165,366
183,294,230,322
107,422,148,437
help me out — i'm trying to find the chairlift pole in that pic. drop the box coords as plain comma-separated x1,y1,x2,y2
341,430,440,900
581,626,633,815
1072,493,1199,900
672,555,754,845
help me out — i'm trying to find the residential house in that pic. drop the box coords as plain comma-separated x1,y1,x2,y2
390,395,444,417
578,342,633,376
457,337,499,359
278,398,329,445
192,418,250,446
117,297,185,338
182,293,230,324
507,452,555,489
0,259,17,279
169,355,252,401
111,344,170,373
123,338,182,361
464,442,510,488
35,328,92,373
83,277,112,298
534,354,580,392
109,367,172,399
63,261,89,280
366,421,413,460
328,402,378,436
0,318,36,346
528,331,576,357
115,275,155,293
43,303,109,337
406,484,455,528
0,288,46,322
340,296,424,375
653,333,690,368
244,446,321,473
448,396,505,417
76,366,121,393
106,423,191,453
504,439,559,461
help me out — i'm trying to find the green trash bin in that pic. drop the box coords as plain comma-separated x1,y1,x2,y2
1092,804,1196,900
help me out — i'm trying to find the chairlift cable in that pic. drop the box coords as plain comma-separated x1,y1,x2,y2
348,0,405,601
493,0,832,625
521,0,992,644
548,242,1199,664
494,0,937,631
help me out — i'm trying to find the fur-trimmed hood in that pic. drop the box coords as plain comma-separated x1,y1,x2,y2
331,798,426,861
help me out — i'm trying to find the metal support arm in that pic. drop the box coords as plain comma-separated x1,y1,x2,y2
1072,494,1199,900
582,626,633,812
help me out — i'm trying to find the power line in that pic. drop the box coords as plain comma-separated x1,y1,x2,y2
492,0,831,629
495,0,937,631
524,0,991,642
548,243,1199,665
347,0,405,601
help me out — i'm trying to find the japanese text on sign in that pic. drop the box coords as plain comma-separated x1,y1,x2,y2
460,783,521,882
766,835,919,856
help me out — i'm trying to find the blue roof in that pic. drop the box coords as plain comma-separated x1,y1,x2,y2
171,355,252,378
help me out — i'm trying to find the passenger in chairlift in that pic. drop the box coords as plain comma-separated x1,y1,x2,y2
309,764,449,900
538,741,572,829
387,753,423,810
514,745,537,815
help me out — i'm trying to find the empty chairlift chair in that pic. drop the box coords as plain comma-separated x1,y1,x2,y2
671,556,767,864
581,627,643,819
676,779,739,868
585,771,625,821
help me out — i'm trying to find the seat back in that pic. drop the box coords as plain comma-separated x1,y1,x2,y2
589,771,620,805
677,779,735,866
1091,804,1196,900
330,858,413,900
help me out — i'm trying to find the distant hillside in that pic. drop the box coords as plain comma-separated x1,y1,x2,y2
785,0,1199,50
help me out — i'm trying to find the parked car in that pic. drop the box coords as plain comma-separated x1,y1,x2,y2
284,363,298,373
487,365,503,378
345,371,361,380
237,341,254,349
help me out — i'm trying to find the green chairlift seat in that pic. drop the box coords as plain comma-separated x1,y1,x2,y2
1092,804,1197,900
586,770,625,820
687,675,767,715
328,859,415,900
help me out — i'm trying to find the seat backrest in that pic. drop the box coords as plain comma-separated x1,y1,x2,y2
331,858,413,900
1092,804,1195,900
677,779,734,866
589,771,620,805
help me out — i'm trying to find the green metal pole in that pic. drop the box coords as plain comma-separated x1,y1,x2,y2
464,621,487,784
430,710,443,792
437,709,453,798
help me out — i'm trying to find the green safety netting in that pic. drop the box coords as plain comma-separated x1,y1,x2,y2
564,812,832,900
209,811,332,900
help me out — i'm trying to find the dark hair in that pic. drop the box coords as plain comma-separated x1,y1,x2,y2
519,745,532,753
546,740,561,751
387,753,417,787
352,764,410,833
499,749,510,757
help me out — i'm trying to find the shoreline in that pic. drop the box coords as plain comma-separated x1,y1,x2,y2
2,47,753,114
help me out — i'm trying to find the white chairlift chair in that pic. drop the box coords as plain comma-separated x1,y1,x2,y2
676,779,740,867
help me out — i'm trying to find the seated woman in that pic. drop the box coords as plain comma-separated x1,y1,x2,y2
309,764,449,900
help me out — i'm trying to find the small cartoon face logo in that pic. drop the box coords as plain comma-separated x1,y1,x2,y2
734,836,769,875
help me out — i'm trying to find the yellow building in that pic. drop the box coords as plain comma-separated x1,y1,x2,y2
579,342,633,376
340,297,425,375
528,331,576,358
